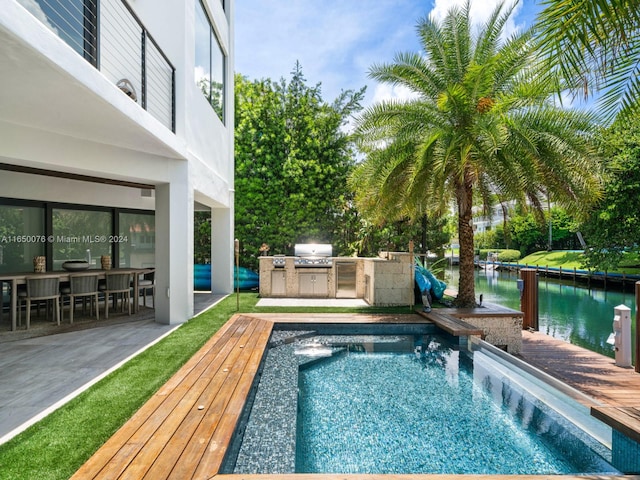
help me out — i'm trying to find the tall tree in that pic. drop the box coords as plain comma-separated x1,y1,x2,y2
581,122,640,271
351,1,603,307
234,66,365,269
536,0,640,120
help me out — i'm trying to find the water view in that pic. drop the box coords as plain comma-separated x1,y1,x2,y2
445,267,636,358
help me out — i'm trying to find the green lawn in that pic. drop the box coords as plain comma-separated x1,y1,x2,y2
519,250,585,269
0,293,410,480
518,250,640,275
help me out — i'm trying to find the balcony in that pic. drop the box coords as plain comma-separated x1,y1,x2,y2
16,0,175,132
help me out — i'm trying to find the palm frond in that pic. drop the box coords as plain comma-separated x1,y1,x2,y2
536,0,640,120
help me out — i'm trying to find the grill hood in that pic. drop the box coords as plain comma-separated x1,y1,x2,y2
294,244,332,258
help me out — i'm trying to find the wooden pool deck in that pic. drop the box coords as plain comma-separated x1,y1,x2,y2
520,329,640,457
73,313,640,480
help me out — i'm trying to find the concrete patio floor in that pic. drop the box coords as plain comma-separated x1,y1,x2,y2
0,292,225,444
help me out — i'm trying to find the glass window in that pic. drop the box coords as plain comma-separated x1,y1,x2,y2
195,0,211,101
17,0,98,65
51,208,112,270
195,0,225,122
210,30,225,120
119,213,155,268
0,205,45,273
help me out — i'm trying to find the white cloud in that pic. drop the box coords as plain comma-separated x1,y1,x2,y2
16,0,59,34
235,0,423,104
429,0,523,38
235,0,532,108
371,83,420,104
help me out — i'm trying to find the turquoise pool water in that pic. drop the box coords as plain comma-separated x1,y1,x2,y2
225,330,619,475
295,335,616,475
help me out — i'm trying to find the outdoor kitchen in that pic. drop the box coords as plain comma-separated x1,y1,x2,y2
258,244,414,306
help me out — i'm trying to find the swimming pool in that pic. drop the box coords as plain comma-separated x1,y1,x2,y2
222,327,619,475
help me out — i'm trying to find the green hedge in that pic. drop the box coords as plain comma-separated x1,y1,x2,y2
477,249,521,262
497,249,521,262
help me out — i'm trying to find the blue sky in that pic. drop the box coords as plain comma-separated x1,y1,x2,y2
234,0,543,106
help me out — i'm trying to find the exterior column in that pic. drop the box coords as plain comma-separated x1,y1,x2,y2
155,162,193,324
211,198,233,294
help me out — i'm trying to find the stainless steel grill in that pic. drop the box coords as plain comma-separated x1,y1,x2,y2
293,243,333,267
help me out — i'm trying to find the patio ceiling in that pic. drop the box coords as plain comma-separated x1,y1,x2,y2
0,15,186,166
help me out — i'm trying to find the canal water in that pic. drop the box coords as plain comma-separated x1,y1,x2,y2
445,267,636,359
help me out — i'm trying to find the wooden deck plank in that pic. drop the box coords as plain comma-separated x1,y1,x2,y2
157,315,253,394
520,329,640,449
122,318,265,480
592,406,640,444
246,313,427,324
71,315,261,480
415,310,484,337
69,316,247,480
190,323,274,478
519,330,640,407
96,316,254,479
159,320,273,480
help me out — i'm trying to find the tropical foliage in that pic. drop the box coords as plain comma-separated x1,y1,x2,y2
507,208,580,256
581,121,640,270
536,0,640,121
351,1,603,306
234,64,365,269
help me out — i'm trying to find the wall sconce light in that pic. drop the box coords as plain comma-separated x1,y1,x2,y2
117,78,137,102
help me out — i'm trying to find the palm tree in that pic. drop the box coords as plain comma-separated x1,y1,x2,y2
536,0,640,120
351,1,603,307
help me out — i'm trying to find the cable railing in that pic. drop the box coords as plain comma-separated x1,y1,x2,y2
18,0,175,132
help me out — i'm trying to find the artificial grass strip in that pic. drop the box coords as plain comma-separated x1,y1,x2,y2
0,293,255,480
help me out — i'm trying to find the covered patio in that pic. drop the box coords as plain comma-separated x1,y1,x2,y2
0,292,225,444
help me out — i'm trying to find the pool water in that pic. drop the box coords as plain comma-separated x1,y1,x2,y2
225,331,619,475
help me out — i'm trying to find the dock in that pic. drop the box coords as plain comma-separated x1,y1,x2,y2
481,261,640,291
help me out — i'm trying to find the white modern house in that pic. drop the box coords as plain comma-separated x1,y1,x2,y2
0,0,235,324
473,203,508,234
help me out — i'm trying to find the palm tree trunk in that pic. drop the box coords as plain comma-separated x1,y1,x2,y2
455,176,477,307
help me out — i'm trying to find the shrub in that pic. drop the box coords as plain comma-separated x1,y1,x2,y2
497,249,521,262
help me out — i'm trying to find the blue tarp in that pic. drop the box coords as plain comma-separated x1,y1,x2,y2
415,264,447,300
194,264,259,291
415,266,431,293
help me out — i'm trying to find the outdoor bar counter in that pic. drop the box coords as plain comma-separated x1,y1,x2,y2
259,252,415,306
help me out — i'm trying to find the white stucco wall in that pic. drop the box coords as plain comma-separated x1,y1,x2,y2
0,171,155,210
0,0,235,324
